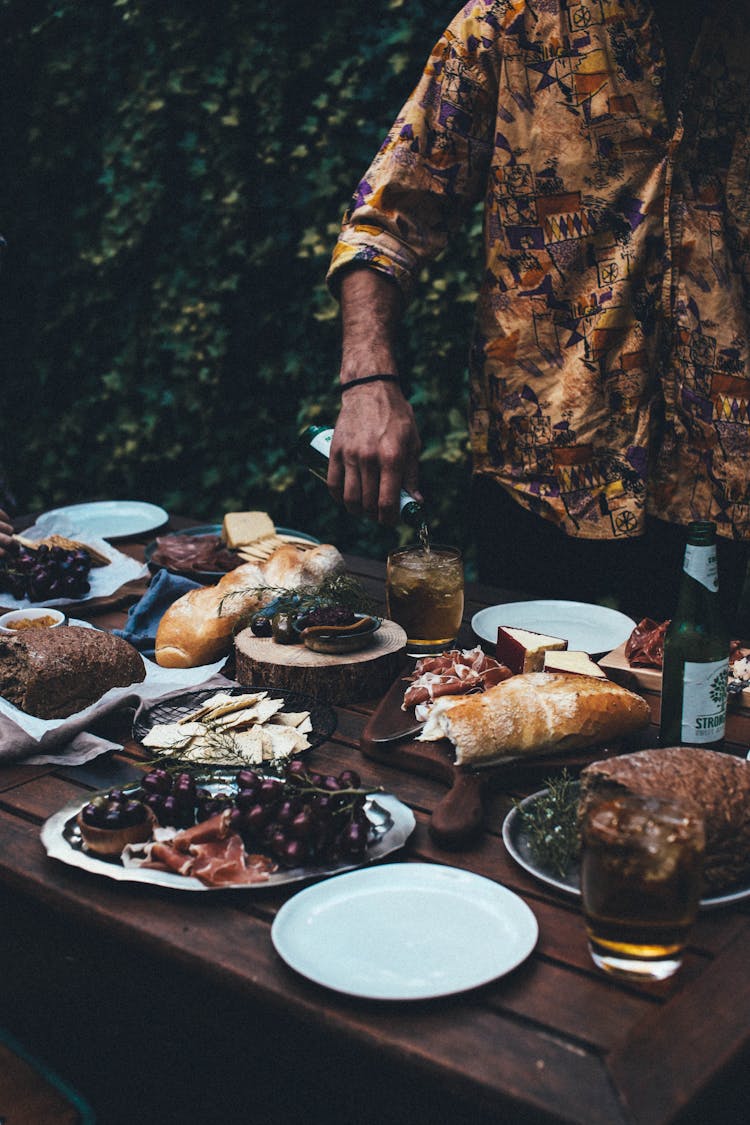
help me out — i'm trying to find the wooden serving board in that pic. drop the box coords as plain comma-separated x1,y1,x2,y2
0,578,148,619
360,671,632,850
600,641,750,743
234,620,408,706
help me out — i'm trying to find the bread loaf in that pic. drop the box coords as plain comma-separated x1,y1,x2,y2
418,672,650,765
579,747,750,892
154,543,345,668
0,625,145,718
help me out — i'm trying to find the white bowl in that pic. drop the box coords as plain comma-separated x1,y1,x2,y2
0,607,68,634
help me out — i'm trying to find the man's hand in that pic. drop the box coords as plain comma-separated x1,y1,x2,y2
329,267,424,524
328,382,422,524
0,509,13,557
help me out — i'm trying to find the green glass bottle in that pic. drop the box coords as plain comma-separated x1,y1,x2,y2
659,521,730,749
298,425,427,531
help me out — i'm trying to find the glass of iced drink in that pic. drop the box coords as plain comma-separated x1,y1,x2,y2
581,795,705,982
386,544,464,656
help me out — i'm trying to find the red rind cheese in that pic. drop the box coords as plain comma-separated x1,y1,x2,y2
496,626,567,674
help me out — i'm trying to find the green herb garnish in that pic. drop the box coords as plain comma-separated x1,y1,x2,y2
219,573,376,629
513,771,581,878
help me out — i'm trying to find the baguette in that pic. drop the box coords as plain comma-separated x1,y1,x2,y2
579,747,750,891
418,672,650,765
154,543,345,668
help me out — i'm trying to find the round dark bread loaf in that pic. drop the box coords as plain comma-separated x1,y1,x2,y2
579,747,750,892
0,625,145,719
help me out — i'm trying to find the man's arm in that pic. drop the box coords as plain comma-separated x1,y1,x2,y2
0,509,13,557
328,268,422,525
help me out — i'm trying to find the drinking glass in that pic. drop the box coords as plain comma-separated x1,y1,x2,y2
386,544,464,656
580,795,705,982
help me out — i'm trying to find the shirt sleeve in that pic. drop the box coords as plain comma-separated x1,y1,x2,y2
327,12,500,303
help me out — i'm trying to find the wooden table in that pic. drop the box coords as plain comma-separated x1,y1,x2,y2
0,526,748,1125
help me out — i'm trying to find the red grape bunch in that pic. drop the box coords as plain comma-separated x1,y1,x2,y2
0,541,92,601
223,761,373,868
136,762,375,869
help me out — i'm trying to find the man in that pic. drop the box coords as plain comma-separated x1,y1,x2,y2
0,510,12,557
325,0,750,619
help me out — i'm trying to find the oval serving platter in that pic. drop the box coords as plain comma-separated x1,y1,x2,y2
41,786,415,893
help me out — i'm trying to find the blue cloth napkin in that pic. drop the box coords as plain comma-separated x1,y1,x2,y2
113,568,201,658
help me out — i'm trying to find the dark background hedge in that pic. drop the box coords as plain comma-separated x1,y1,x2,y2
0,0,482,563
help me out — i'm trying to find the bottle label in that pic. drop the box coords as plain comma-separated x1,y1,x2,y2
683,543,719,591
680,658,728,742
309,429,333,458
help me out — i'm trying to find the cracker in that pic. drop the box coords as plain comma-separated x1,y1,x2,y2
141,722,206,749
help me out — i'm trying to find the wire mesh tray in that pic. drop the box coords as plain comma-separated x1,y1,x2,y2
132,684,337,754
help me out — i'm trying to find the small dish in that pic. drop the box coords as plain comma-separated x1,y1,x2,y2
294,614,382,654
0,607,68,634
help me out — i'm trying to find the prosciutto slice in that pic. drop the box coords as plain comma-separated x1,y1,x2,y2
125,810,275,886
403,647,511,711
150,533,241,573
625,619,669,668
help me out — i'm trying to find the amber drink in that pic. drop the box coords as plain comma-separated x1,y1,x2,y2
386,544,464,656
581,796,705,982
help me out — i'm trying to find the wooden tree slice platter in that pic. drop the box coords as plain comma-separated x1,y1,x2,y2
234,620,408,705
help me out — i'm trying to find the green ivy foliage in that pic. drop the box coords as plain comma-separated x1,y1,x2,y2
0,0,481,563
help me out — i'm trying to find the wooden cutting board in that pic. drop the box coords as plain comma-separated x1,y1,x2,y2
0,578,148,618
234,620,408,705
360,670,630,849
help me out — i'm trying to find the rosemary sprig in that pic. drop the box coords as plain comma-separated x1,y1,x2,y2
513,770,581,878
219,572,377,630
146,722,277,769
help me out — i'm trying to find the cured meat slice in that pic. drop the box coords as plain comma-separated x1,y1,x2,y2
625,618,669,668
127,810,275,886
403,647,512,712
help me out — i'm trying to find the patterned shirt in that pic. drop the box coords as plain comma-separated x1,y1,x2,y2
327,0,750,541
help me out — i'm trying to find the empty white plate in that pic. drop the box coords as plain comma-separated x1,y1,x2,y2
271,863,538,1000
41,500,168,540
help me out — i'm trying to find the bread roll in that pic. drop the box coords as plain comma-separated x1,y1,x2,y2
418,672,650,765
155,544,345,667
261,543,345,587
579,747,750,891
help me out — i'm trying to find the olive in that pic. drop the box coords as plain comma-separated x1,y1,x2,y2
271,611,297,644
250,613,272,637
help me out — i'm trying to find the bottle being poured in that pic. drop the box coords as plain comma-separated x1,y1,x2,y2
299,425,430,544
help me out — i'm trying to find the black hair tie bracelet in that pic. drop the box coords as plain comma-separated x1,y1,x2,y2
340,374,401,392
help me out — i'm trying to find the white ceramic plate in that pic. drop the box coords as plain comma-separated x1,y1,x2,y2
503,789,749,911
271,863,538,999
40,501,168,540
472,600,636,656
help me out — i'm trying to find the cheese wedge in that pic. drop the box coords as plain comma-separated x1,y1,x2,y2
542,650,607,677
496,626,567,674
221,511,275,549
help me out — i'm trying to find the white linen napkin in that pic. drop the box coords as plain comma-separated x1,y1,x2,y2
1,512,148,610
0,656,228,765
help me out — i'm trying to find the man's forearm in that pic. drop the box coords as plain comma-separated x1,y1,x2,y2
331,267,421,522
339,268,403,383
